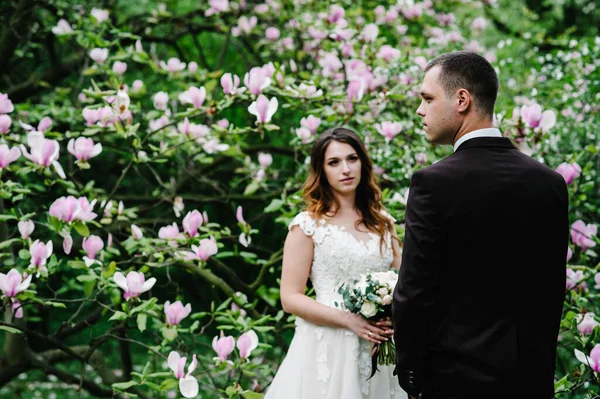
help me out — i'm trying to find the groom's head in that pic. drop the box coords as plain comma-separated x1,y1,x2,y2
416,51,499,145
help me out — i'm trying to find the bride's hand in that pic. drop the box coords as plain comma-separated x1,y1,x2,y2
343,313,390,344
372,317,394,338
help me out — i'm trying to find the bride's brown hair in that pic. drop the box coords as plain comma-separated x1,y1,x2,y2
301,127,401,256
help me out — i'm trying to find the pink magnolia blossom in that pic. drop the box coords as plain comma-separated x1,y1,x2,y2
20,116,53,135
29,239,53,273
347,80,365,102
300,115,321,135
191,236,218,261
472,17,487,31
574,344,600,372
112,61,127,75
178,86,206,109
236,206,247,225
212,333,235,361
159,223,184,240
132,80,144,92
160,58,186,73
566,268,585,291
131,224,143,240
594,272,600,289
167,351,199,398
216,119,229,129
67,137,102,162
237,330,259,359
91,8,109,23
182,210,203,237
153,92,169,110
520,103,556,132
577,313,599,335
188,62,198,73
113,88,130,115
555,162,581,185
52,19,73,35
18,220,34,239
0,269,32,298
221,73,244,95
82,108,99,126
63,233,73,255
375,121,402,142
377,45,401,63
359,23,379,42
415,56,428,70
107,233,113,248
82,235,104,260
0,114,12,133
77,197,98,221
244,67,271,96
296,127,312,143
113,271,156,301
173,197,185,217
570,220,597,252
205,0,229,16
20,137,65,178
164,300,192,326
415,152,427,165
49,196,81,222
0,144,20,168
567,247,572,261
232,16,257,36
265,27,280,41
90,48,108,64
248,95,278,124
326,4,345,23
258,153,273,168
0,93,14,114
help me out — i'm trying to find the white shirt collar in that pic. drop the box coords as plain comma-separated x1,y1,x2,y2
453,128,502,152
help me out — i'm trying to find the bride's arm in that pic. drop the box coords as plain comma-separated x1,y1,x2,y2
280,226,389,343
389,228,403,271
280,225,348,327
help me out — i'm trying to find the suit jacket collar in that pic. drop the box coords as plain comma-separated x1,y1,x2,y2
454,136,517,152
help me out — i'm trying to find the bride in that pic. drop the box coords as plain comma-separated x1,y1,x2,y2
264,127,408,398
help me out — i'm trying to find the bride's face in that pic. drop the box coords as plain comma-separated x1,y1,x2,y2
322,141,362,195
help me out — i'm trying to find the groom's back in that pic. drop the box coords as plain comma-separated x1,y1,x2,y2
423,137,568,398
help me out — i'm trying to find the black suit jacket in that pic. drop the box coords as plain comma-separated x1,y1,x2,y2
392,137,569,399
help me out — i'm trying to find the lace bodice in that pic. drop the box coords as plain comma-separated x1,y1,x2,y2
289,211,395,309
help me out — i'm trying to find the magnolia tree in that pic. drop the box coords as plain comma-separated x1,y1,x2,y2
0,0,598,398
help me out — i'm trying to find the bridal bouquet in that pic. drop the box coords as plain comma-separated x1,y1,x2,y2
336,270,399,378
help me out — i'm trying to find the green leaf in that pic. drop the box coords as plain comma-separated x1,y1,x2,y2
0,325,22,334
42,301,66,308
264,199,284,213
263,124,280,131
0,214,17,221
73,222,90,237
136,313,147,332
131,297,157,314
0,238,20,250
161,326,178,341
241,391,264,399
159,378,178,391
244,180,260,195
146,372,172,379
111,381,138,390
76,274,98,283
109,311,128,321
18,249,30,260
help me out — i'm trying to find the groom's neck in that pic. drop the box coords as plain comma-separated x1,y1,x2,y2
452,118,495,146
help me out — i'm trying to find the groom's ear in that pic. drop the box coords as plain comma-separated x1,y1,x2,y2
456,88,471,113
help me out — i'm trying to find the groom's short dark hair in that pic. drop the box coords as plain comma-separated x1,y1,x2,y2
425,51,499,118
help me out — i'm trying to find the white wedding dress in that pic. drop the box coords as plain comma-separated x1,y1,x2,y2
264,212,408,399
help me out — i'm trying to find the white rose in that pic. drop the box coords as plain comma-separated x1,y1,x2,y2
377,287,388,296
360,301,377,318
382,295,392,305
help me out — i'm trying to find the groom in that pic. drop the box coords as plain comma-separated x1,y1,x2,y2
392,51,569,399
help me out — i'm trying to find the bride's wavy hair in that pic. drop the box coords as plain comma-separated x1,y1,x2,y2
301,127,401,256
